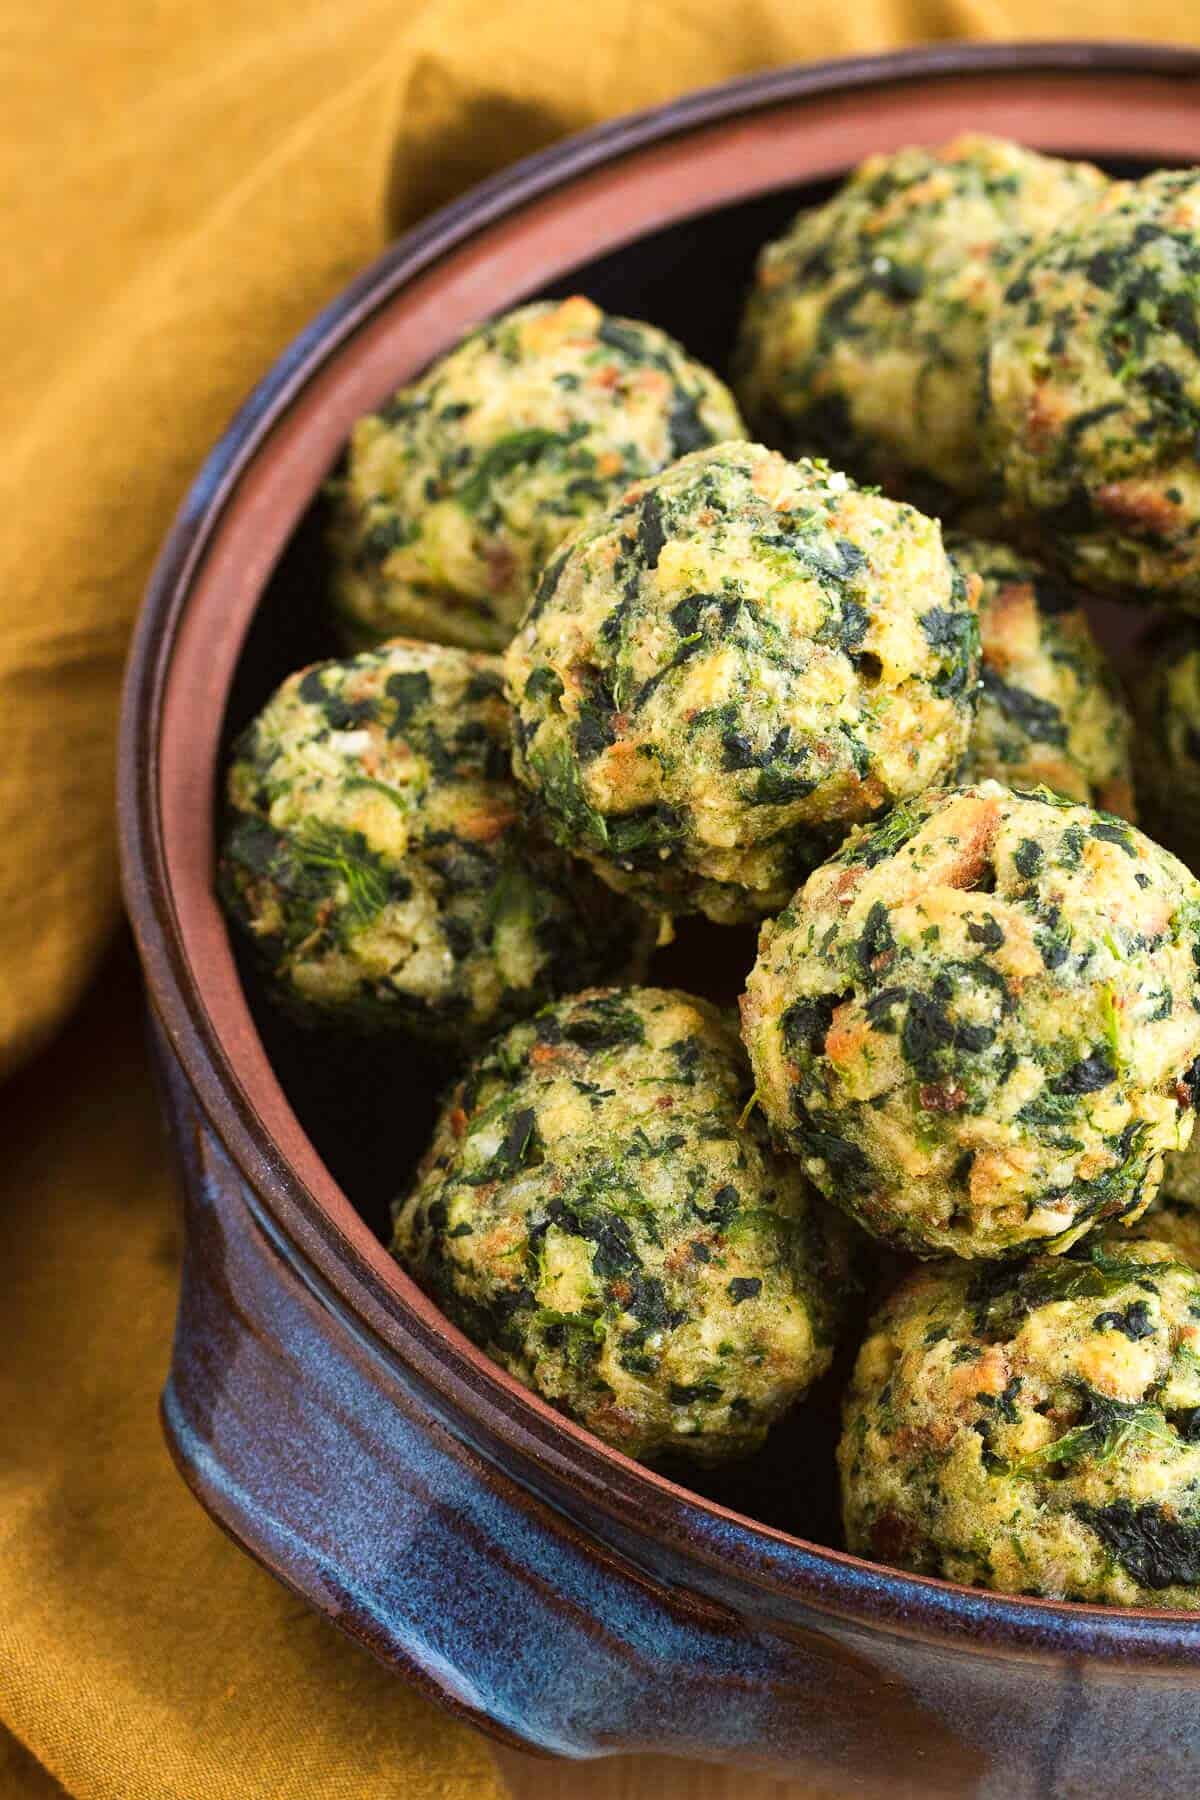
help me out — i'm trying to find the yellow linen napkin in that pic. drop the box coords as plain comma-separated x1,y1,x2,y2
3,4,1199,1795
0,949,504,1800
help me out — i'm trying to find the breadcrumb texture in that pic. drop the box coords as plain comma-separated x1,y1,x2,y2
219,640,647,1042
1137,1122,1200,1267
742,781,1200,1259
393,986,852,1462
736,135,1105,504
505,442,979,923
328,296,745,651
1130,615,1200,872
840,1237,1200,1606
951,534,1134,815
985,170,1200,601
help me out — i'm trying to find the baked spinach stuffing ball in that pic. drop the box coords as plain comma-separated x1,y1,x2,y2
219,641,648,1042
1136,1191,1200,1272
840,1237,1200,1605
949,535,1135,816
327,296,745,653
1129,616,1200,872
504,442,980,926
735,135,1106,506
741,781,1200,1260
984,170,1200,602
1136,1128,1200,1267
393,986,853,1462
1160,1131,1200,1217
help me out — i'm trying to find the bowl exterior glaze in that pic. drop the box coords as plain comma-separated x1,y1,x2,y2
121,44,1200,1791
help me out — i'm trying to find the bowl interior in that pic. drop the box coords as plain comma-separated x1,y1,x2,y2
220,148,1161,1545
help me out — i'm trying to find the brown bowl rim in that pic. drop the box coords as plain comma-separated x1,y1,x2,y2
119,40,1200,1657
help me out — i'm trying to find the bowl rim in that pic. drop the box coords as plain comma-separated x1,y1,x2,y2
119,38,1200,1657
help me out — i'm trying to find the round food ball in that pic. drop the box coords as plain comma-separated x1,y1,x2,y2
735,135,1105,505
327,296,745,653
1129,616,1200,872
950,535,1135,815
393,986,852,1462
1160,1132,1200,1216
985,170,1200,602
1135,1125,1200,1268
219,640,648,1042
839,1237,1200,1605
504,442,980,925
741,781,1200,1260
1137,1192,1200,1272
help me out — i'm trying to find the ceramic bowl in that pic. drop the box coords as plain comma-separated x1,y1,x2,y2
119,43,1200,1793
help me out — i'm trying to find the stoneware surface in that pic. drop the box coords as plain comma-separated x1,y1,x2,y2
119,43,1200,1795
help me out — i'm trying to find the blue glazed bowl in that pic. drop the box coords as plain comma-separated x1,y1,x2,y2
119,43,1200,1791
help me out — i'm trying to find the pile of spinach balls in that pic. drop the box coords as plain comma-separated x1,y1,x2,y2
218,146,1200,1610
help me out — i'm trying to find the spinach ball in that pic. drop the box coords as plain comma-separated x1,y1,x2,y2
1136,1129,1200,1268
950,535,1135,815
327,296,744,652
1129,615,1200,872
219,641,648,1043
505,442,980,925
741,781,1200,1260
1160,1133,1200,1218
984,171,1200,602
735,135,1105,506
393,986,852,1462
840,1237,1200,1606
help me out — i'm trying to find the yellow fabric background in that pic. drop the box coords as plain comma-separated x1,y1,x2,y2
2,5,1199,1796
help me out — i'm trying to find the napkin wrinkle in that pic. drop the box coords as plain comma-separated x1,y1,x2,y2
0,951,506,1800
